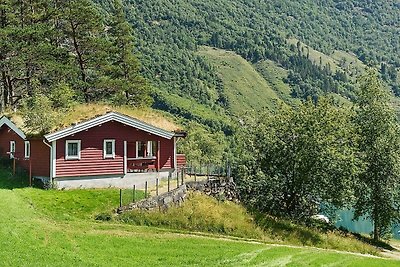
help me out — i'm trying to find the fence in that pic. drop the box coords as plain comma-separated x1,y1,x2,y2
185,162,232,181
118,165,232,207
118,168,187,208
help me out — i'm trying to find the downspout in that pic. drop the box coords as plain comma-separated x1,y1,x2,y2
42,139,53,185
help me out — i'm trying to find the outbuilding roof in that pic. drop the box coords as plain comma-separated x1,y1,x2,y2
0,116,26,140
44,112,178,142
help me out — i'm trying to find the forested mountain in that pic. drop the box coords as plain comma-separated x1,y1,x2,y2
91,0,399,129
1,0,399,132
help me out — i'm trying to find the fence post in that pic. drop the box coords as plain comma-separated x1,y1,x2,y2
156,178,159,196
168,173,171,192
181,168,184,185
133,185,136,202
176,171,179,188
145,181,148,198
194,166,197,182
119,189,122,208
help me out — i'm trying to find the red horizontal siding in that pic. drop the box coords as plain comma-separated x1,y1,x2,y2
0,125,24,159
55,121,175,177
177,154,186,168
160,139,173,169
19,139,51,177
0,125,50,177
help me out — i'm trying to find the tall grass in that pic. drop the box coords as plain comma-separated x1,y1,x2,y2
117,192,380,255
118,192,265,239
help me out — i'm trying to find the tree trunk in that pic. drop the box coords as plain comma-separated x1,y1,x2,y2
373,223,379,242
70,21,88,101
1,70,8,109
373,202,380,241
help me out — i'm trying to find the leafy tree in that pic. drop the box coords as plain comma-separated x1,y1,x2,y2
22,93,58,134
49,82,78,110
354,72,400,241
179,122,227,173
236,99,360,219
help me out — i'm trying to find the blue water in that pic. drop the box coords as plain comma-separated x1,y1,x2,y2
335,210,400,239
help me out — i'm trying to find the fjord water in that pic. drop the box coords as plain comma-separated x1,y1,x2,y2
336,210,400,239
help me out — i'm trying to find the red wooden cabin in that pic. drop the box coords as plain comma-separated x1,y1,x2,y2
0,113,186,189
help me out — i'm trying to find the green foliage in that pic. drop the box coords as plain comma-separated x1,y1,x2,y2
49,82,78,110
354,71,400,241
22,93,58,134
93,0,399,115
0,0,151,112
179,122,227,167
104,0,152,106
236,98,360,219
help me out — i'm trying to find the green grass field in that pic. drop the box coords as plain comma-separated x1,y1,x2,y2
1,168,399,266
198,46,282,114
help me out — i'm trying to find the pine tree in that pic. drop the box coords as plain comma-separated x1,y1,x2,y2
106,0,151,106
61,0,107,101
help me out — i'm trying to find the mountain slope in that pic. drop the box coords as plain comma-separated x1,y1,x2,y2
197,46,281,114
93,0,400,128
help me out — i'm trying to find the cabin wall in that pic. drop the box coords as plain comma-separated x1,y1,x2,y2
55,121,175,178
28,140,50,177
0,125,24,159
0,125,50,177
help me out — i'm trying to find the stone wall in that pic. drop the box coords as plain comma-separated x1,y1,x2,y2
116,177,239,214
186,178,239,202
117,184,187,213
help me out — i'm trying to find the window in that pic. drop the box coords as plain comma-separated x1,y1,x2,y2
9,141,15,159
65,140,81,160
136,141,146,158
103,139,115,159
24,141,30,159
136,141,157,158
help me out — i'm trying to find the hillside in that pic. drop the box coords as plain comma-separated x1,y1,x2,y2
2,0,399,132
197,46,281,114
1,168,400,266
92,0,399,121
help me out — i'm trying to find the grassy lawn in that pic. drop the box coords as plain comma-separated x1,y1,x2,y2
0,168,400,266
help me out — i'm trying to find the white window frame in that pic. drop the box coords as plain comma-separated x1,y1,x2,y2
147,141,154,157
135,141,155,158
24,141,30,159
103,139,115,159
135,141,143,158
10,141,15,159
65,140,81,160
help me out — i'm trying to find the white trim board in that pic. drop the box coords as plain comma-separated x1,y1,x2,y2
0,116,26,139
45,112,175,142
